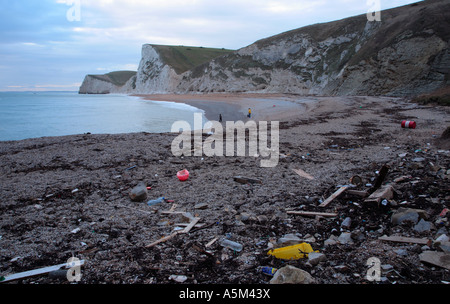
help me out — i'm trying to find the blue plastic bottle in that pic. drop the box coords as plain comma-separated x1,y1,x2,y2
147,197,165,206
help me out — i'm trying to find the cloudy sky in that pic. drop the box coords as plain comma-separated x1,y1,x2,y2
0,0,421,91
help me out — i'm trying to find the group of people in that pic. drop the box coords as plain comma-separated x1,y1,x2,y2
218,108,251,123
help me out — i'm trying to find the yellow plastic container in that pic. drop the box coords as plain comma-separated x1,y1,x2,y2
267,243,317,260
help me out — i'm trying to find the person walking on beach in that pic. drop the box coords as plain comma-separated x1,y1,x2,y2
219,114,222,122
248,108,252,118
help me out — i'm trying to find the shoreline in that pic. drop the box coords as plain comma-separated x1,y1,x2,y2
133,93,313,122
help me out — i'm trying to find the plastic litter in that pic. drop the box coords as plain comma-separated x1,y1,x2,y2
177,169,189,181
257,266,278,276
401,120,416,129
267,242,317,260
147,197,165,206
219,239,243,252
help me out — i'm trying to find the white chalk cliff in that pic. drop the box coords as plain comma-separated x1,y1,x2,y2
79,0,450,97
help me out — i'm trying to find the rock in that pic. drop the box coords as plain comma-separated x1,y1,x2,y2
391,207,428,225
278,234,302,246
194,203,208,210
412,157,426,162
435,241,450,253
334,265,349,273
129,181,148,202
394,248,408,256
435,234,449,243
269,265,315,284
419,251,450,270
308,252,327,266
338,232,354,244
341,217,352,229
413,219,433,233
324,235,338,246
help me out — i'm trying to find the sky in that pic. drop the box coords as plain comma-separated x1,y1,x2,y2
0,0,422,91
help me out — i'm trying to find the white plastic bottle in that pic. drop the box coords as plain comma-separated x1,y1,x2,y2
219,239,243,252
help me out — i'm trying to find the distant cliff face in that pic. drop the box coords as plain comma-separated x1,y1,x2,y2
79,71,136,94
132,44,181,94
80,0,450,97
177,0,449,96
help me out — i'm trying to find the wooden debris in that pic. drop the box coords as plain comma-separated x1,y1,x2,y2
394,175,412,183
1,260,85,283
378,235,432,245
287,211,338,218
233,176,262,184
145,232,180,248
192,243,221,264
419,251,450,270
318,186,348,207
292,168,314,180
372,164,389,191
205,237,218,248
346,189,369,198
365,184,394,204
181,217,200,234
145,217,201,248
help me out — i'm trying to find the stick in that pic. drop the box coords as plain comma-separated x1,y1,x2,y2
292,168,314,180
287,211,338,217
145,232,180,248
378,235,431,245
182,217,200,234
318,186,348,207
1,260,85,283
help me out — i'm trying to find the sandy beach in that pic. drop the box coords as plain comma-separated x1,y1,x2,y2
0,94,449,285
134,93,314,122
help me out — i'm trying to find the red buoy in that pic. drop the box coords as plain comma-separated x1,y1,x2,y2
401,120,416,129
177,169,189,181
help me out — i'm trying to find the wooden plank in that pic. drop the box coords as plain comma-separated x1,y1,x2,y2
378,235,431,245
233,176,262,184
145,232,180,248
365,184,394,204
292,168,314,180
318,186,348,207
287,211,338,217
346,189,369,198
182,217,200,234
205,237,218,248
1,260,85,283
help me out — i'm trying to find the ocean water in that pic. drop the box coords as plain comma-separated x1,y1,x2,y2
0,91,207,141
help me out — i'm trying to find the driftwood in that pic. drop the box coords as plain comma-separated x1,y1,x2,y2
287,211,338,218
318,186,348,207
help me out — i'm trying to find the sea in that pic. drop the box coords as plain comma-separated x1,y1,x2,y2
0,91,207,141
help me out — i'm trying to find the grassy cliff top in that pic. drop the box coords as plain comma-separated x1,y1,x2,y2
90,71,137,86
151,45,234,74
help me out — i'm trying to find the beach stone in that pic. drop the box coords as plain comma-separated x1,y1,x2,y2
269,265,315,284
324,235,338,246
413,218,433,233
129,181,148,202
278,234,302,246
391,207,428,225
341,217,352,229
308,252,327,266
338,232,354,244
